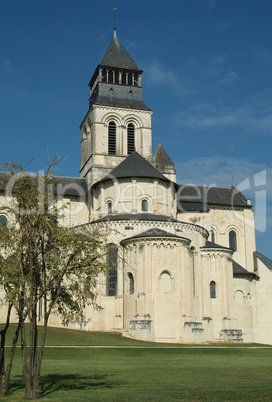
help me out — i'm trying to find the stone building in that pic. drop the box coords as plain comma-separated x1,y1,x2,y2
1,29,272,344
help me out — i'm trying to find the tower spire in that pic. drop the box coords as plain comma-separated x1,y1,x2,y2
113,7,117,36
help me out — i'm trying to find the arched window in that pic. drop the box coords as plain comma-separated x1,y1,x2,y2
141,199,148,212
128,273,134,294
211,229,215,243
108,121,116,155
106,244,118,296
108,70,113,83
229,230,237,251
134,74,139,86
122,72,126,85
0,215,7,228
128,73,132,86
210,281,216,299
127,123,135,154
102,69,107,82
107,202,112,215
115,71,119,84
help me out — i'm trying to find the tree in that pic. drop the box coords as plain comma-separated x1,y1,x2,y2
0,161,108,398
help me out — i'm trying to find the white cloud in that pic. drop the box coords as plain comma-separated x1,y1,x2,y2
174,102,272,135
176,155,266,188
144,60,184,91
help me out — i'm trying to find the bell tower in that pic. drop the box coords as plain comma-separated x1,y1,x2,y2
80,28,153,188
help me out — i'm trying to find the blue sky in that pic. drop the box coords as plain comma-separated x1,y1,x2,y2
1,0,272,258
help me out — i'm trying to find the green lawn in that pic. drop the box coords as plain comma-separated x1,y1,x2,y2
2,325,272,401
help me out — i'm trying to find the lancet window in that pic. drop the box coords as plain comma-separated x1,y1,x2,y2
106,244,118,296
108,121,116,155
229,230,237,251
127,123,135,154
210,281,216,299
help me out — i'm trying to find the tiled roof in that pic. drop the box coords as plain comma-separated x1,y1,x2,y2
100,34,141,71
93,152,171,187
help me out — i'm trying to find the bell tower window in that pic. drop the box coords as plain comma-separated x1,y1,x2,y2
108,121,116,155
122,72,126,85
127,123,135,154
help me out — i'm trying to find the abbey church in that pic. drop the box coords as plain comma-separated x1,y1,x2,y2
1,29,272,344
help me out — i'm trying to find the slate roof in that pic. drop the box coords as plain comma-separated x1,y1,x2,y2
100,34,141,72
256,252,272,271
92,213,180,224
93,152,171,188
153,140,176,173
179,201,210,213
177,184,250,210
0,172,87,198
233,260,259,279
200,240,232,251
121,228,191,243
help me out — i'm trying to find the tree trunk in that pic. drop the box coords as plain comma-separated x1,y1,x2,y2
0,304,12,396
32,314,49,399
1,322,20,397
21,323,32,399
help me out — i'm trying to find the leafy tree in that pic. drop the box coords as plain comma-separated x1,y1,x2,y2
0,161,108,398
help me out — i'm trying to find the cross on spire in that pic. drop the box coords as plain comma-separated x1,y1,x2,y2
113,7,117,35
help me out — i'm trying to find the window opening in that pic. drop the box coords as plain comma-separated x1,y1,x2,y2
229,230,237,251
108,121,116,155
122,72,126,85
210,281,216,299
128,273,134,294
127,123,135,154
106,244,118,296
141,199,148,212
108,70,113,83
102,69,107,82
128,73,132,86
107,202,112,214
211,229,215,243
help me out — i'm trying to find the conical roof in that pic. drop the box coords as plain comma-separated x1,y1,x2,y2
100,33,141,71
93,151,170,188
154,140,176,172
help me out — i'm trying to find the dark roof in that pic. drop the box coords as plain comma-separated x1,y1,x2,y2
177,184,250,210
179,201,210,213
200,240,232,251
92,212,180,224
100,34,141,71
153,140,176,173
0,172,87,198
121,228,191,243
93,152,171,187
256,252,272,271
233,260,259,279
